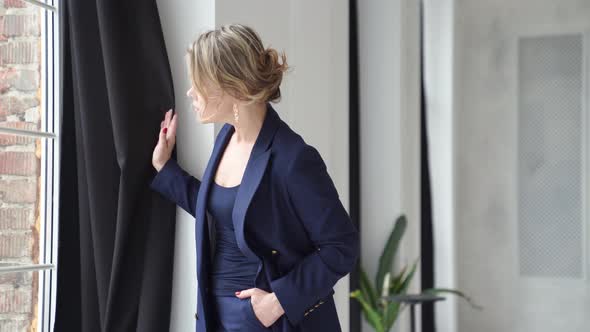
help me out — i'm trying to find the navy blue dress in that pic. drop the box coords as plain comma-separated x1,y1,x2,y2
208,180,271,332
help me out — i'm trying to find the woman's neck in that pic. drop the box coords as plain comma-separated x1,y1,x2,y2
231,102,267,145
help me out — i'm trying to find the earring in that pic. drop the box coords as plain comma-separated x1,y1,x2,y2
233,104,239,123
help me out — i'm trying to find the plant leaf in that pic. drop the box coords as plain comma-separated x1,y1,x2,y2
397,258,419,294
376,215,407,295
359,266,379,310
423,288,484,310
382,300,401,331
351,289,384,332
390,264,408,292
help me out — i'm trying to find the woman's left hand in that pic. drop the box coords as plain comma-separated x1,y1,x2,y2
235,288,285,327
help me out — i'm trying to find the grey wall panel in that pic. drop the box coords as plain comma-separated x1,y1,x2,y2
518,34,584,278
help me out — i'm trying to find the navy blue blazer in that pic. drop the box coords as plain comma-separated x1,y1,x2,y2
149,103,360,331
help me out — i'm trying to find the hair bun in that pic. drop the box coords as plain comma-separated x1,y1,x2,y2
260,48,287,74
259,47,288,102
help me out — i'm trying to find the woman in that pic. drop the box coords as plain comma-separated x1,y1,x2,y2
149,24,359,332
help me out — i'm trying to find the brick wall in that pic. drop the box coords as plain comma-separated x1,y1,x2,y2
0,0,42,331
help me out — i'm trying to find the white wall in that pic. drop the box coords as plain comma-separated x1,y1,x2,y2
155,1,350,331
453,1,590,331
358,0,421,331
154,1,214,332
423,0,458,331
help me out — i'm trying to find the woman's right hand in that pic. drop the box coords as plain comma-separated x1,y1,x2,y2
152,109,177,172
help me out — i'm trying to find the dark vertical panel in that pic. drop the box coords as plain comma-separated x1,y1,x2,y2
420,1,436,331
349,0,361,331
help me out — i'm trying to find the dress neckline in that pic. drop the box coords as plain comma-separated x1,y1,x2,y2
213,180,240,190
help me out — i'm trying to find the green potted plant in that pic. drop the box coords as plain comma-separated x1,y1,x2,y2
350,214,482,332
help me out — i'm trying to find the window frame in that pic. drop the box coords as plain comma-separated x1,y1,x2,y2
0,1,59,332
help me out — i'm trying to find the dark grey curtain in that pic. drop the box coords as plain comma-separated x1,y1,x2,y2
55,0,177,331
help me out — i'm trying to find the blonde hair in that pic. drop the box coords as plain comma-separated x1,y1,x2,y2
186,24,289,105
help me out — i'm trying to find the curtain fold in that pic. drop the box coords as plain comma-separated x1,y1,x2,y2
55,0,177,331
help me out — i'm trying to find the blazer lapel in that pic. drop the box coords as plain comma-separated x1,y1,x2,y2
233,103,281,262
195,125,233,228
232,150,272,262
195,103,281,268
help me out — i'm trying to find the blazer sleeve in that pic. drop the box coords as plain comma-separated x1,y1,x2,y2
269,144,360,326
149,158,201,217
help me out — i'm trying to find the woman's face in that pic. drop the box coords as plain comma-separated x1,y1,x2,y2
186,81,234,124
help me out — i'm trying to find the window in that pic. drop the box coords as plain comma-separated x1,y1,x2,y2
0,0,59,331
